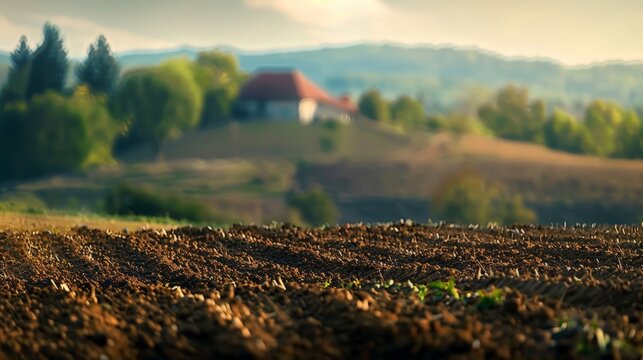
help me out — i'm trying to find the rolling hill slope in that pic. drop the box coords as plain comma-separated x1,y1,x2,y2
8,121,643,224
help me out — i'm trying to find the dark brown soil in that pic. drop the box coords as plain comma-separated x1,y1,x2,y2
0,224,641,359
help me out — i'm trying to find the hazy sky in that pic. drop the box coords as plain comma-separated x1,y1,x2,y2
0,0,641,65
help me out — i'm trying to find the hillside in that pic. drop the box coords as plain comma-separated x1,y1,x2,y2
7,121,643,225
2,44,643,107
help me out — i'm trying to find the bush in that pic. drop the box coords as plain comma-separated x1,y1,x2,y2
427,114,493,135
104,184,221,223
432,171,536,225
286,187,338,226
0,91,117,180
318,120,345,154
358,89,390,122
0,192,47,213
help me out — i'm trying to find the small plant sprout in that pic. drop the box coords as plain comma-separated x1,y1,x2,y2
413,284,430,301
475,288,505,310
428,278,460,300
374,279,395,289
341,278,361,289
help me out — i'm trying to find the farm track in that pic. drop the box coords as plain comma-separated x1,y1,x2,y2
0,225,641,359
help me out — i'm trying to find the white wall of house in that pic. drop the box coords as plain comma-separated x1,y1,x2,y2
298,98,317,124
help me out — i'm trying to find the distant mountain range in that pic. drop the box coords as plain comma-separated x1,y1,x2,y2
2,43,643,110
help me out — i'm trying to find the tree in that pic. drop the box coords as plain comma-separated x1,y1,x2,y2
1,36,32,103
111,59,204,160
478,85,545,142
193,51,244,127
358,89,390,122
26,23,68,99
432,171,537,225
196,51,240,77
543,109,593,154
76,35,120,94
68,87,120,166
432,172,496,225
287,187,338,226
390,95,425,128
0,91,117,180
583,100,623,156
10,36,31,71
613,110,641,158
0,102,28,178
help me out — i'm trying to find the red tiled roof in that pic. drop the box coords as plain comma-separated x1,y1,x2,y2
239,71,356,113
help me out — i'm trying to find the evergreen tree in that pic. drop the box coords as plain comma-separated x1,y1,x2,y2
10,36,31,72
26,23,68,99
76,35,120,94
1,36,32,103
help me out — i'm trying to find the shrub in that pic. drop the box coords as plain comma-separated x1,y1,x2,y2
0,192,47,213
432,171,537,225
104,184,220,223
432,171,497,225
286,187,338,226
426,114,493,136
0,91,117,180
318,120,344,154
358,89,390,122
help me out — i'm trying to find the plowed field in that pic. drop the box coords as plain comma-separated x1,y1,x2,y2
0,224,641,359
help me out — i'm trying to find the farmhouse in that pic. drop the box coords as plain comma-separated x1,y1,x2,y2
237,70,356,124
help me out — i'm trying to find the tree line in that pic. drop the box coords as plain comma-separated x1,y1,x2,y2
357,85,643,159
0,23,244,181
1,23,641,183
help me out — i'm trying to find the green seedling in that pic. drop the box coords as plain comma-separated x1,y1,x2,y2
575,337,592,355
374,279,395,289
476,288,504,310
428,278,460,300
413,284,430,301
341,278,361,289
553,318,640,357
321,279,332,289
